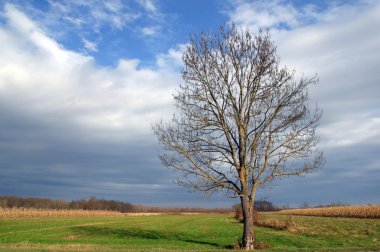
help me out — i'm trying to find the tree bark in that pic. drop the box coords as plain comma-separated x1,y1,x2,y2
241,195,254,250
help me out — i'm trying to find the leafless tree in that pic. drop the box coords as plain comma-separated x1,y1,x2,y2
153,24,324,250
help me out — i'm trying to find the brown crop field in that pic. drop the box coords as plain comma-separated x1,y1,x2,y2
279,205,380,218
0,208,124,218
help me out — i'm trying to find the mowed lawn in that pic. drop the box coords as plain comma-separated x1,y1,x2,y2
0,213,379,251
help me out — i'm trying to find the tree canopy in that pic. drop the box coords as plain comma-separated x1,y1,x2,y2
153,24,324,249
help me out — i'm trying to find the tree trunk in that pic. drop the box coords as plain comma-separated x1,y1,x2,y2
241,195,254,250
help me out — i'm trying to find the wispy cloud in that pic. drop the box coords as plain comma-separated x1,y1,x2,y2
3,0,167,55
82,38,98,52
227,0,373,31
138,0,157,14
141,26,159,36
46,0,139,31
136,0,169,39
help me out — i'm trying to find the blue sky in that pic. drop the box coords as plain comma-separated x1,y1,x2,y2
0,0,379,208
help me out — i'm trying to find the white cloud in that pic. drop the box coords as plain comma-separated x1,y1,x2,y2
319,116,380,148
228,0,301,30
156,44,187,70
138,0,157,13
104,0,123,13
137,0,165,37
1,1,379,206
227,0,380,150
227,2,380,205
4,0,170,56
0,4,179,143
141,26,159,36
227,0,373,31
46,0,139,31
82,38,98,52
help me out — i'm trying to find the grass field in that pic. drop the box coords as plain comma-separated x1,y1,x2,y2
0,213,379,251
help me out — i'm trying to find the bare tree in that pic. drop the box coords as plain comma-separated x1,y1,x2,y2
153,24,324,250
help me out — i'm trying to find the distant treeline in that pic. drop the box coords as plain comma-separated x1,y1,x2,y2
233,200,280,213
0,196,134,212
299,201,350,209
0,196,231,213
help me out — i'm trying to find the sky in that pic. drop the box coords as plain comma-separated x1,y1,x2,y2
0,0,379,208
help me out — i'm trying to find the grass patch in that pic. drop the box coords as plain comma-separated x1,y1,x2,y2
0,213,379,251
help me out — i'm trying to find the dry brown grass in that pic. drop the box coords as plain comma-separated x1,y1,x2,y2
279,205,380,218
234,207,299,232
255,217,294,230
0,208,124,218
124,212,162,216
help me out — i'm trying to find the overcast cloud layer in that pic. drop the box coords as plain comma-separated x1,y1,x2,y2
0,0,379,207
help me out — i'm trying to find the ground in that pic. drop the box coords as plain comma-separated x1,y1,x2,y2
0,213,379,251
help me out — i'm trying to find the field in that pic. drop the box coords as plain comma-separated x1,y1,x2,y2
0,208,125,218
279,205,380,218
1,210,380,251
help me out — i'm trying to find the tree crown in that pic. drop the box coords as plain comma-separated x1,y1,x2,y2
153,24,324,200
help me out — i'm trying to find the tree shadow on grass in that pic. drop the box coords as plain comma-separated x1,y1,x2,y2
71,226,227,249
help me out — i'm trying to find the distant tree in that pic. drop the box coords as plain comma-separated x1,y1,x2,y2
315,201,350,208
330,201,349,207
255,200,279,212
300,202,310,209
0,197,8,208
153,24,324,249
282,204,291,209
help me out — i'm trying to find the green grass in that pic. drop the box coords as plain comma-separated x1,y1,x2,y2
0,213,379,251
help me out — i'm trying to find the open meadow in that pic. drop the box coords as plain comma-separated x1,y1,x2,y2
0,208,379,251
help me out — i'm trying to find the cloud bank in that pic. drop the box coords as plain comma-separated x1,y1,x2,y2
0,0,379,207
0,4,209,206
227,0,380,205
